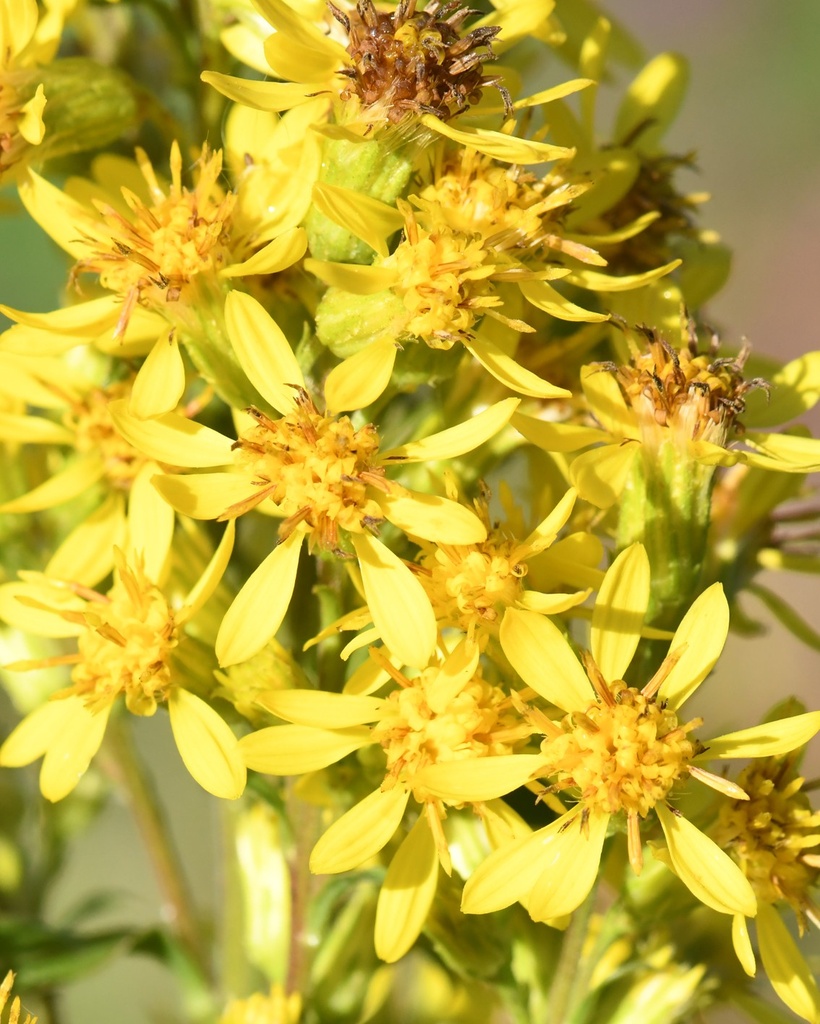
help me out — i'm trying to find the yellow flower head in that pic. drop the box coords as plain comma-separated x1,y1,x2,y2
714,754,820,927
0,524,244,801
0,971,36,1024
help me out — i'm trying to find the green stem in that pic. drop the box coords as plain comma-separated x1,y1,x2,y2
104,716,209,977
548,883,598,1024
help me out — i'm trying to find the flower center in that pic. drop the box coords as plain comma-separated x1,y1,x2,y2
417,535,526,641
539,682,698,818
230,389,385,550
384,205,496,347
613,330,767,448
372,665,527,802
71,142,236,336
69,559,178,716
333,0,510,125
712,757,820,923
68,381,148,488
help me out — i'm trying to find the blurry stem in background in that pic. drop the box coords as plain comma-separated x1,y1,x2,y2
548,882,599,1024
103,715,209,979
285,778,323,999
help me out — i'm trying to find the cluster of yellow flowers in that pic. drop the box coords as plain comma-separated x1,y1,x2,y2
1,2,820,1022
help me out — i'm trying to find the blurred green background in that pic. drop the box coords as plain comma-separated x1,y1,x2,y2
1,2,819,1021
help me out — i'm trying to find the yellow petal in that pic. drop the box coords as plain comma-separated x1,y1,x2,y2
0,452,104,514
38,699,111,802
744,351,820,428
352,533,436,668
375,815,439,963
519,278,610,323
311,184,404,260
757,902,820,1024
657,583,729,709
180,520,236,623
378,490,487,545
255,689,384,728
499,608,592,711
0,581,85,638
590,542,650,681
258,0,348,78
463,809,582,916
221,226,307,278
413,754,546,803
615,53,689,155
19,83,47,146
512,411,608,452
655,803,756,916
527,810,609,921
0,295,120,336
464,334,570,398
0,0,38,58
732,914,756,978
216,530,303,667
567,260,681,293
18,169,98,260
200,71,319,112
1,698,74,766
240,723,372,775
108,400,233,467
521,488,577,554
152,472,258,520
420,115,575,165
46,493,126,586
126,463,175,584
304,258,399,295
702,712,820,761
580,364,638,438
743,432,820,473
225,291,304,416
323,340,396,413
570,442,639,508
168,688,246,799
310,786,410,874
380,398,519,464
0,412,74,445
516,589,592,614
129,333,186,418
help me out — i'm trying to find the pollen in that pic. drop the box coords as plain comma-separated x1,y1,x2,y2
332,0,511,126
68,380,149,488
611,325,768,448
67,553,178,716
713,755,820,930
372,661,528,803
228,388,385,550
71,141,236,337
538,680,699,820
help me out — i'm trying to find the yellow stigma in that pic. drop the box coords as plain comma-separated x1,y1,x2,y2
71,141,236,336
372,661,528,803
68,553,178,715
539,680,698,819
384,204,497,348
612,328,766,449
68,380,149,488
416,531,527,643
713,756,820,929
228,389,385,550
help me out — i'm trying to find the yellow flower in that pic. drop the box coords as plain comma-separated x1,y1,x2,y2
416,545,820,923
2,142,307,416
0,352,180,585
714,754,820,1024
110,290,519,668
0,524,244,801
514,331,820,509
203,0,555,145
0,971,36,1024
219,985,302,1024
239,638,534,962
